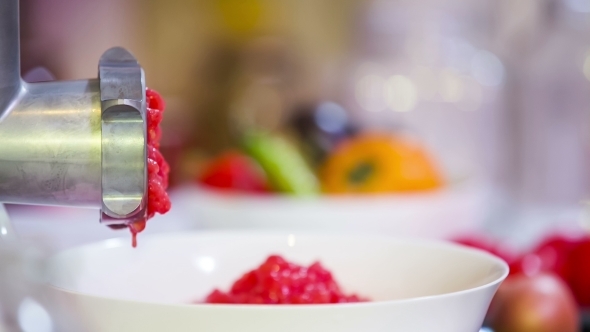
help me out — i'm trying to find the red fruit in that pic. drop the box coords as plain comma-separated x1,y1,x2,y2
508,234,580,277
563,238,590,307
529,235,579,277
503,233,590,307
147,146,171,216
230,271,258,294
127,88,171,247
203,255,367,304
146,87,166,111
488,273,579,332
205,290,233,304
145,89,170,217
199,151,271,193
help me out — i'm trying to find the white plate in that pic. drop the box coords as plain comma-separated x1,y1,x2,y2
46,231,508,332
171,182,488,239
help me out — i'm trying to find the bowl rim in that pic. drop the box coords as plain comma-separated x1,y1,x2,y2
48,230,509,310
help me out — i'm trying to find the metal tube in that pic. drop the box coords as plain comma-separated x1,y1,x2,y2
0,80,102,208
0,0,147,225
0,0,22,119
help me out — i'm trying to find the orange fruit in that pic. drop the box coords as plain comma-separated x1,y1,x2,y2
320,134,443,194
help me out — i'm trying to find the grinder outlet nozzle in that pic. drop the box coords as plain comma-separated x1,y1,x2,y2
99,47,148,225
0,1,148,227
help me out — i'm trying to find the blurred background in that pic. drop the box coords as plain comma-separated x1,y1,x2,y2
3,0,590,331
10,0,590,242
13,0,590,242
22,0,590,231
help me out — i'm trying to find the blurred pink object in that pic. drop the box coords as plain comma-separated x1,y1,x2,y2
22,67,54,82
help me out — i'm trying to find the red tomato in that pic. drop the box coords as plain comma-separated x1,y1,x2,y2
199,151,271,193
531,235,579,277
563,239,590,307
488,273,579,332
457,233,590,308
507,236,575,278
507,234,590,307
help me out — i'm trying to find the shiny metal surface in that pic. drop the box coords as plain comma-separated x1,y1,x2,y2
99,47,145,101
0,0,21,120
0,80,102,207
0,0,148,225
0,1,149,330
99,48,147,222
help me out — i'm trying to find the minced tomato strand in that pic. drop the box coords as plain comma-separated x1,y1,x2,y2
129,88,171,247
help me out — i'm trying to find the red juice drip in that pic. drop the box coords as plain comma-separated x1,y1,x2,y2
128,88,171,247
129,221,146,248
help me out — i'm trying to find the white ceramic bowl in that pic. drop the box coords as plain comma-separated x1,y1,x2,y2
172,182,488,239
46,231,507,332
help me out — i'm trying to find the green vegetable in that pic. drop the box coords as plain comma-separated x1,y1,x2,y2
242,132,319,195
